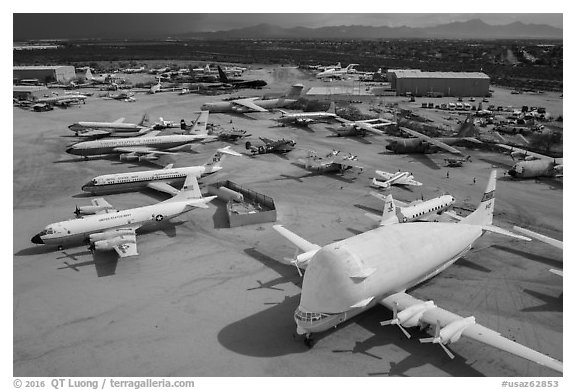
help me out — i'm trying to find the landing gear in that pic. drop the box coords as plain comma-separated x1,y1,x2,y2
57,245,64,251
304,333,313,348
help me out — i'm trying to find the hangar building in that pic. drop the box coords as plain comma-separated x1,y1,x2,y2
388,70,490,97
13,85,49,100
13,66,76,84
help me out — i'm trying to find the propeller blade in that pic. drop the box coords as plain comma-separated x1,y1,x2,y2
419,337,435,344
440,342,455,359
397,323,412,339
380,319,395,326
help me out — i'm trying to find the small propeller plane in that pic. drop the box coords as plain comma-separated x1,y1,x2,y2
245,137,296,155
298,149,363,174
370,170,422,189
271,170,562,373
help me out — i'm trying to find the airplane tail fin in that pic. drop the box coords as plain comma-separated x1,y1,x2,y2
380,193,399,226
461,170,496,226
284,84,304,99
139,113,150,127
189,111,210,134
456,114,479,138
217,66,229,83
203,146,241,172
327,101,336,115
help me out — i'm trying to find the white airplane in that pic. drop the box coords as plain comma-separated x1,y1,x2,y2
316,64,358,79
68,114,152,138
123,66,146,73
298,149,363,174
272,171,562,373
276,102,337,126
371,170,423,189
329,118,396,137
66,111,216,161
34,94,88,107
82,146,241,196
367,191,454,226
513,226,563,277
31,174,216,257
497,144,563,178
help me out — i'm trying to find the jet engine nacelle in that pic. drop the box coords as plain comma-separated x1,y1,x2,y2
119,153,139,161
93,236,136,251
89,229,132,243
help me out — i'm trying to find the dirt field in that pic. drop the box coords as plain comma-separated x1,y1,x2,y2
13,66,562,377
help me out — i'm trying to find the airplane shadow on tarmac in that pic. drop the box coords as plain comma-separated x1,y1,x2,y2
491,245,562,268
57,249,118,277
497,174,563,191
378,152,442,171
522,289,563,313
219,248,486,376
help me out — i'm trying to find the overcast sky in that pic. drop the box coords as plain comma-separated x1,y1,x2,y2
13,13,563,40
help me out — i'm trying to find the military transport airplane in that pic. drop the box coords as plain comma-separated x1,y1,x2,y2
31,174,216,258
68,114,152,138
316,64,358,79
297,149,363,174
66,111,215,161
386,126,481,155
200,84,304,113
275,102,337,126
497,145,563,178
444,156,472,167
245,137,296,155
370,170,422,189
272,171,562,373
82,146,241,196
216,66,267,89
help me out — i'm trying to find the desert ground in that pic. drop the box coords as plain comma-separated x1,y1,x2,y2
13,65,562,377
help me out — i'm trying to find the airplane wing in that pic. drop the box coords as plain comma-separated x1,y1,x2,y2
146,181,180,197
77,129,112,137
379,292,562,373
354,121,385,135
259,137,275,145
114,239,138,258
138,130,162,138
113,146,177,155
495,144,557,162
91,198,113,208
513,226,562,250
375,170,394,180
332,157,363,170
272,225,321,253
399,127,463,155
397,178,423,186
232,98,268,112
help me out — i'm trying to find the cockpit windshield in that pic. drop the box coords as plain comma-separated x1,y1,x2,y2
39,227,56,236
294,308,329,323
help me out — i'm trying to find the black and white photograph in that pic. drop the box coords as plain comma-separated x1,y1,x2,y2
11,5,564,384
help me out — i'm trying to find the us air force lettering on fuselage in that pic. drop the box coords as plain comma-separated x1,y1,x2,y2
273,171,562,373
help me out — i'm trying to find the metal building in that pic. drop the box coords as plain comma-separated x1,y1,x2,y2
388,70,490,97
13,85,49,100
13,66,76,84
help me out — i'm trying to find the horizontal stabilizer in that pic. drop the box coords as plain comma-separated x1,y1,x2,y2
513,226,562,250
481,225,531,241
444,211,464,221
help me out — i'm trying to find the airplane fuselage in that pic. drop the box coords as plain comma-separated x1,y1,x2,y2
396,195,455,223
31,201,195,247
294,223,480,335
201,98,298,113
66,134,210,157
82,166,214,194
68,122,145,136
508,159,561,178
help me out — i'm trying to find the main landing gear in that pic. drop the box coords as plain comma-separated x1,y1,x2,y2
303,333,313,348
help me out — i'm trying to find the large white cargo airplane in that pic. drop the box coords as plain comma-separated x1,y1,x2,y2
66,111,215,161
31,174,216,257
201,84,304,113
370,170,422,189
497,144,563,178
269,171,563,373
275,102,337,126
82,146,241,196
68,113,152,138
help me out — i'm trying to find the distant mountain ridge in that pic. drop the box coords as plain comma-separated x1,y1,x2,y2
180,19,562,40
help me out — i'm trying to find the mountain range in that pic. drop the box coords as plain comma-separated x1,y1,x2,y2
179,19,562,40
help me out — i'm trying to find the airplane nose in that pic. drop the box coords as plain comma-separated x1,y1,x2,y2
31,233,44,244
66,147,76,155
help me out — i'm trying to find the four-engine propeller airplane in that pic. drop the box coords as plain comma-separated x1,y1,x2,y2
370,170,422,189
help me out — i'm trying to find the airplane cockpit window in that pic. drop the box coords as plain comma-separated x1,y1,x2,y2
40,227,55,235
295,308,329,323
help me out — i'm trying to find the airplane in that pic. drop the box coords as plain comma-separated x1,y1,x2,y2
101,91,135,102
30,94,88,107
512,226,563,277
209,128,251,142
200,84,304,113
68,114,151,138
497,145,563,178
370,170,422,189
151,117,180,130
81,68,117,85
271,171,562,374
245,137,296,155
81,146,241,196
216,66,267,89
148,66,170,75
31,174,216,257
328,117,396,137
366,191,454,226
386,126,481,155
316,64,359,79
66,111,216,161
297,149,363,174
275,102,337,126
444,156,472,167
123,66,146,73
